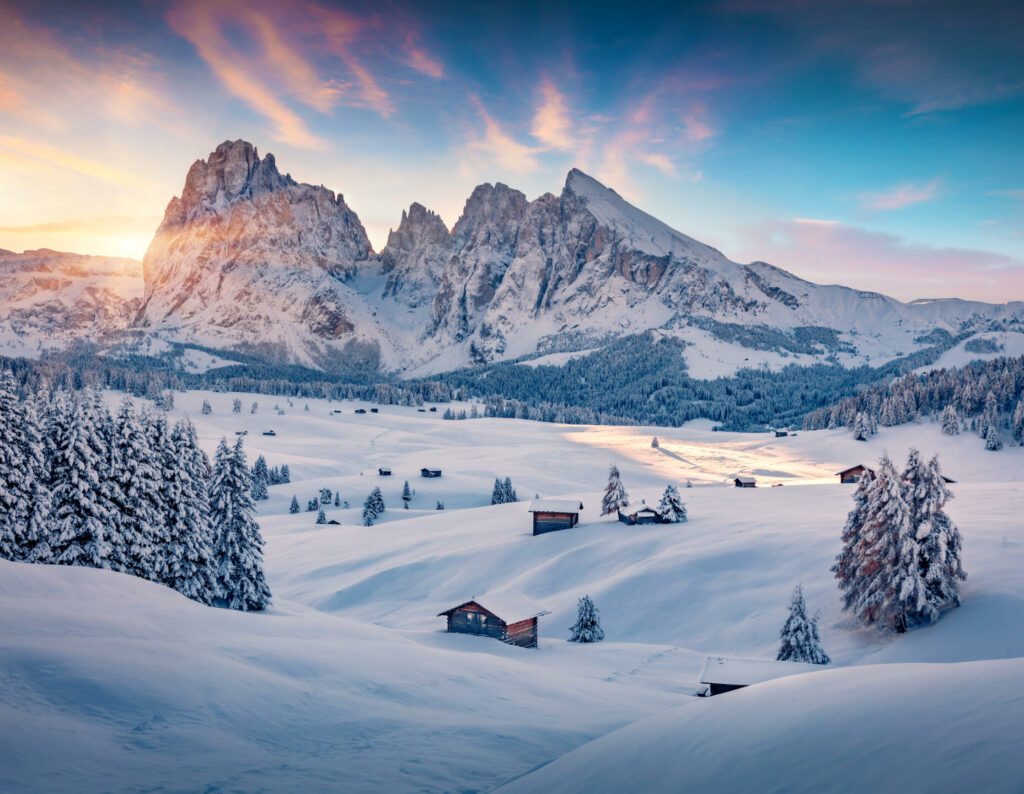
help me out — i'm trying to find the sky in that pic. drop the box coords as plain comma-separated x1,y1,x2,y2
0,0,1022,302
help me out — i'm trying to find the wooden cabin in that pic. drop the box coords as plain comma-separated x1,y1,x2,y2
262,430,276,436
528,499,583,535
354,408,367,414
837,465,874,484
378,467,392,476
438,594,549,648
421,467,442,478
370,408,379,413
429,406,438,412
734,476,757,488
327,519,341,525
774,430,789,438
699,656,824,696
617,503,666,525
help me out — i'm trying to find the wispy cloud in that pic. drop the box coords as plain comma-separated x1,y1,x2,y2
0,215,159,235
531,79,574,151
859,178,943,211
403,31,443,79
0,136,149,187
989,189,1024,201
468,98,541,173
735,216,1023,302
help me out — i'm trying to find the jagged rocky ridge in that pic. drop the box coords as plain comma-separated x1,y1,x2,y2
7,139,1024,375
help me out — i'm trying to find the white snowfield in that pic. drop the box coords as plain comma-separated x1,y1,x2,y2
1,390,1023,792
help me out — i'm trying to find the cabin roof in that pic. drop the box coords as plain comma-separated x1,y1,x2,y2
735,476,757,484
528,498,584,514
836,464,873,476
698,656,824,686
438,591,550,622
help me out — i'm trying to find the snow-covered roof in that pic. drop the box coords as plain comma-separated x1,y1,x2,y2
529,499,583,514
699,656,824,686
836,464,873,475
439,591,550,622
734,476,757,484
619,504,661,516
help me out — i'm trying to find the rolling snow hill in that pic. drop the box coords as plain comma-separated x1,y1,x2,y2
1,390,1022,792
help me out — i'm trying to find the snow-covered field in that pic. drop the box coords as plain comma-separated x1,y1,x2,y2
2,390,1023,792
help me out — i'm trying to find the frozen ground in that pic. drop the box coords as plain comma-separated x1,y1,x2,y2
1,390,1022,792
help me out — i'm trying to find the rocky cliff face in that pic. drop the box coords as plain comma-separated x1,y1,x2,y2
0,249,142,356
136,140,382,370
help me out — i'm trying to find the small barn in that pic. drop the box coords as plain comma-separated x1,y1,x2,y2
528,499,583,535
837,464,874,484
355,408,367,414
438,594,549,648
421,468,442,478
617,503,666,525
370,408,379,413
699,656,824,696
734,476,757,488
774,430,789,438
378,467,392,476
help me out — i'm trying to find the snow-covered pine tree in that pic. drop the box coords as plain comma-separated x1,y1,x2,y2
371,486,385,515
232,399,241,414
319,487,332,504
163,419,217,604
436,500,444,510
362,499,376,526
855,455,926,633
289,495,300,514
251,455,270,501
208,437,271,611
108,399,163,579
201,399,212,415
776,584,830,664
46,393,111,569
334,491,340,507
503,476,517,502
316,509,327,525
490,477,503,505
657,484,687,523
1013,399,1024,445
280,464,290,483
307,498,318,511
568,595,605,643
0,369,30,559
402,480,411,509
985,424,1003,451
917,455,966,619
941,404,960,435
19,396,51,563
852,412,869,442
651,436,659,448
601,465,629,515
250,402,257,414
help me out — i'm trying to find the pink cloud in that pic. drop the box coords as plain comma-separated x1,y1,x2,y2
531,79,574,151
403,32,443,79
734,217,1024,302
468,98,541,173
859,178,942,211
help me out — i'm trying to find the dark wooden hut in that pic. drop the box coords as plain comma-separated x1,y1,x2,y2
774,430,789,438
699,656,824,696
437,594,549,648
528,499,583,535
421,467,442,478
837,465,874,484
734,476,757,488
617,503,666,525
378,467,392,476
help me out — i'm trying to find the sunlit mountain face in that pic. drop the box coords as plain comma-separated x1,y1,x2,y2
0,0,1022,302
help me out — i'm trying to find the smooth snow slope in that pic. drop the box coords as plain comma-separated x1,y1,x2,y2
1,389,1022,792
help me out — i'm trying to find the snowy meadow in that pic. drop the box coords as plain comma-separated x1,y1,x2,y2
1,387,1023,792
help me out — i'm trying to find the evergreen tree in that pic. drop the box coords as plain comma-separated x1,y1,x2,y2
917,455,966,620
503,476,517,502
319,487,332,504
657,484,687,523
289,495,300,514
46,394,111,568
402,480,412,508
852,412,869,441
232,398,241,414
307,498,318,511
941,404,960,435
316,509,327,525
163,420,217,604
201,399,212,415
19,397,51,563
601,465,629,515
334,491,341,507
651,436,659,448
491,477,504,505
0,370,31,560
208,438,271,611
855,455,925,633
1013,399,1024,445
280,464,290,483
985,424,1002,451
251,455,270,501
568,595,605,643
777,585,830,664
370,486,385,515
436,500,444,510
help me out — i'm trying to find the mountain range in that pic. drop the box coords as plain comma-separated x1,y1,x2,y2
4,139,1023,378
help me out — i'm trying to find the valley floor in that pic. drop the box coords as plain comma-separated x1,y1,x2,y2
2,391,1023,792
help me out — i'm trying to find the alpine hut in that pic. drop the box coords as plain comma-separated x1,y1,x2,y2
378,467,392,476
617,502,666,525
420,467,442,478
837,465,874,484
438,593,549,648
698,656,825,696
734,476,757,488
528,499,584,535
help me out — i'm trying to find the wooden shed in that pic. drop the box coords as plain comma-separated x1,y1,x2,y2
528,499,583,535
734,476,757,488
378,467,392,476
437,594,549,648
421,467,442,478
354,408,367,414
617,503,666,525
837,464,874,484
699,656,824,696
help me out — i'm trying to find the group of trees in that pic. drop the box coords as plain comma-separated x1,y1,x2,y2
601,465,687,523
805,354,1024,450
362,487,386,526
834,450,965,633
490,477,518,505
250,455,290,501
0,371,270,611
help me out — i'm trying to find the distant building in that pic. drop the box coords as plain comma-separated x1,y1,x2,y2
699,656,824,696
421,468,442,478
370,408,379,413
617,503,667,525
261,430,276,436
438,594,549,648
528,499,584,535
327,519,341,525
837,465,874,484
774,430,789,438
378,467,392,476
354,408,367,414
734,476,757,488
